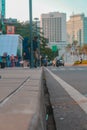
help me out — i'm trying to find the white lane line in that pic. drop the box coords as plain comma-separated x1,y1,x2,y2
46,68,87,114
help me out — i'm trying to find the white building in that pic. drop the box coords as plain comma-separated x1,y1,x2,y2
40,12,67,49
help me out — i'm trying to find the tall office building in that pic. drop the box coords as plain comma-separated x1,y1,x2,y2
40,12,67,48
67,13,87,46
0,0,5,18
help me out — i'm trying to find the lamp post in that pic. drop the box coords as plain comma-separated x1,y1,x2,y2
0,14,4,34
29,0,34,68
34,17,40,66
34,17,39,36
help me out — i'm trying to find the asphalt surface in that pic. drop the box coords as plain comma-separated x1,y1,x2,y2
44,66,87,130
51,66,87,95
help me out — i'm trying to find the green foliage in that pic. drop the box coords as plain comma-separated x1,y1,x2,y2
3,20,54,60
0,20,2,30
74,60,87,65
72,40,78,46
14,22,30,38
82,44,87,54
66,44,72,48
0,19,6,34
74,60,80,65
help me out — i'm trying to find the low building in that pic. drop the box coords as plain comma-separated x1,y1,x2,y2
0,34,23,57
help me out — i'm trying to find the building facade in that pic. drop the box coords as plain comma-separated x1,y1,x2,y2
67,13,87,46
40,12,67,49
0,0,5,18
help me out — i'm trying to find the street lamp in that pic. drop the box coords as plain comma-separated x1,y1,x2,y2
29,0,34,68
34,17,40,66
34,17,39,36
0,14,4,34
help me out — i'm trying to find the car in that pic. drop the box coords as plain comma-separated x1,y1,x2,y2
56,59,64,67
42,58,48,66
47,61,52,66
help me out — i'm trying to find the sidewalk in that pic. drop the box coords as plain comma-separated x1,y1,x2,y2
65,63,73,66
76,64,87,66
0,67,45,130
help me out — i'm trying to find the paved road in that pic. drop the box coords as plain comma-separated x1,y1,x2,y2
44,66,87,130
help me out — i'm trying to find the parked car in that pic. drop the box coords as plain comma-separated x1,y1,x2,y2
42,58,48,66
47,61,52,66
56,59,64,67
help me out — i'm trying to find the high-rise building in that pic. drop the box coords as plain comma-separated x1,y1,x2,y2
40,12,67,48
67,13,87,46
0,0,5,18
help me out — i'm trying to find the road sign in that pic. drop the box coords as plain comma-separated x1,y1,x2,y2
52,45,57,52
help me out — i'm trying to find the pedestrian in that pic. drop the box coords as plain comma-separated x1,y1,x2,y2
0,56,2,68
80,56,82,63
6,55,11,67
23,52,29,68
10,54,15,67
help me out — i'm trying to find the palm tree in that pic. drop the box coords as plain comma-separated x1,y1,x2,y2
66,44,72,52
72,40,78,46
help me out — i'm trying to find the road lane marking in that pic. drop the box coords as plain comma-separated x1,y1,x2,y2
46,68,87,114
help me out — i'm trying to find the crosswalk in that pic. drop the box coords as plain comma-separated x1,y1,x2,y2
51,66,87,71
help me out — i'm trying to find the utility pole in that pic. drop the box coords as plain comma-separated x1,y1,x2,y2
29,0,34,68
0,14,4,34
1,15,4,34
72,12,75,45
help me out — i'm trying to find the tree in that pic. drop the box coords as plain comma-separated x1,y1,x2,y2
0,20,2,30
0,19,6,34
66,44,72,52
72,40,78,46
5,20,55,60
82,44,87,55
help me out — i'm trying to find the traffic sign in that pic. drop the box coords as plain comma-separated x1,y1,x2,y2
52,45,57,52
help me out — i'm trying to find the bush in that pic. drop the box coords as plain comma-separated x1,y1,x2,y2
82,60,87,64
74,60,87,65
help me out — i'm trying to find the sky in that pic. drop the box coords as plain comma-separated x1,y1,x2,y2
6,0,87,22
